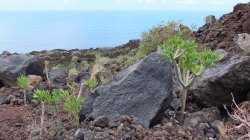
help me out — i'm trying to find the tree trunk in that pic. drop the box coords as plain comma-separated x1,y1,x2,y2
179,88,188,123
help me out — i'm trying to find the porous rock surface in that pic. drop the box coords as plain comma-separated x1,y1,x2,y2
80,52,173,127
195,2,250,51
190,55,250,107
0,53,44,86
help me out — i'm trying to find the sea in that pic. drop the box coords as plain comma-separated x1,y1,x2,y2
0,10,228,54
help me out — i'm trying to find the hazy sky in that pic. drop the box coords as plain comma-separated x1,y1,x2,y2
0,0,249,11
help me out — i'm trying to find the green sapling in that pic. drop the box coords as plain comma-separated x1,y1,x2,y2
33,89,50,139
63,82,85,127
87,78,97,92
160,34,219,122
45,89,64,130
16,75,29,106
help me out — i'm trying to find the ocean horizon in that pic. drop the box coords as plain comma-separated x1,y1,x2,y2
0,10,228,54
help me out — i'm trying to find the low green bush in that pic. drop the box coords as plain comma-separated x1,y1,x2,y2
140,20,195,55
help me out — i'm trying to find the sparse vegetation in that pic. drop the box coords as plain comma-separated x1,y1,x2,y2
140,20,195,55
125,52,144,66
71,56,78,63
69,67,78,75
72,51,81,56
52,64,62,70
82,60,91,71
95,57,110,64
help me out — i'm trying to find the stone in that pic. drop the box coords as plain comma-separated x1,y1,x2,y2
27,75,42,90
75,72,90,84
0,54,44,86
184,107,221,127
214,49,228,61
30,99,39,107
49,68,68,87
233,33,250,52
2,50,11,55
198,123,210,130
190,55,250,107
171,98,180,110
26,91,34,103
94,116,109,128
194,2,250,51
211,120,227,135
80,52,173,127
73,128,85,140
0,98,9,105
123,134,132,140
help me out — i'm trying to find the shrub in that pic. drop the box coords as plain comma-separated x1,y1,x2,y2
52,64,62,70
128,48,138,56
95,57,110,64
71,56,78,63
204,14,213,24
69,67,78,75
72,51,81,56
82,60,91,71
116,55,128,64
140,20,195,55
125,52,144,66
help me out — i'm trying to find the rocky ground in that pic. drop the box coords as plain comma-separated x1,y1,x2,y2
1,2,250,140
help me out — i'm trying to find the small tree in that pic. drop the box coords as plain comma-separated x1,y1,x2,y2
16,75,29,106
33,89,50,139
160,34,219,122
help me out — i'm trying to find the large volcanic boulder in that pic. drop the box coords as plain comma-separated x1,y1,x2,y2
0,53,44,86
195,2,250,51
80,52,173,127
190,55,250,107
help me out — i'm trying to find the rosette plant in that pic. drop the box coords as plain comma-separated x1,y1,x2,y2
16,75,29,106
160,34,219,122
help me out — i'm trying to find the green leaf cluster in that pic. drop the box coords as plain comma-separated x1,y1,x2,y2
160,35,219,78
16,75,29,89
33,89,50,103
45,89,64,106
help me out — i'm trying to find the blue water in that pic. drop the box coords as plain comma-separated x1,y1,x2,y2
0,10,227,53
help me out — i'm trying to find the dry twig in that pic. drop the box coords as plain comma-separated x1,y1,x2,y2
224,93,250,140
